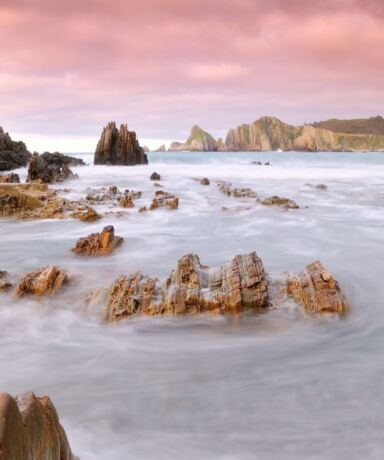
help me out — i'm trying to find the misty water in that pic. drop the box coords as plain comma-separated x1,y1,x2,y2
1,151,384,459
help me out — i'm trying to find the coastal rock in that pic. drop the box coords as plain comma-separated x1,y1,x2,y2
217,181,232,196
16,266,68,297
232,188,258,198
287,261,349,314
119,195,134,208
142,145,150,152
71,225,123,256
150,172,161,180
27,152,83,183
0,270,12,291
0,127,31,171
261,195,299,209
0,173,20,183
149,192,179,210
168,125,218,152
154,144,166,152
103,252,268,321
69,207,101,222
305,183,327,190
0,392,75,459
217,137,227,152
200,177,210,185
94,122,148,165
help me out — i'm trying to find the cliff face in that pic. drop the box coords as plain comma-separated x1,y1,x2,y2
224,116,384,152
94,122,148,165
0,128,31,171
168,125,218,151
311,115,384,135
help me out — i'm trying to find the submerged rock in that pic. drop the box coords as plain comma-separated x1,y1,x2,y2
102,252,268,321
16,266,68,297
150,172,161,180
261,195,299,209
0,270,12,291
305,183,328,190
0,172,20,183
0,392,76,459
287,261,349,314
0,127,31,171
200,177,210,185
149,191,179,210
119,195,135,208
232,188,258,198
94,122,148,165
72,225,123,256
27,152,84,183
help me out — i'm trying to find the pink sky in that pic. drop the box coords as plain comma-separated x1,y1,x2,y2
1,0,383,151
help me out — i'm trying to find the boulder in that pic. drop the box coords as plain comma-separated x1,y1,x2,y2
150,172,161,180
200,177,210,185
287,261,349,314
16,266,68,297
71,225,123,256
0,127,31,171
27,152,83,183
69,207,101,222
0,173,20,183
232,188,258,198
149,192,179,210
94,122,148,165
119,195,134,208
261,195,299,209
103,252,268,321
0,392,76,459
305,183,328,190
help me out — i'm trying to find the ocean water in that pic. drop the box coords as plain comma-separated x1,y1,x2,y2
1,151,384,459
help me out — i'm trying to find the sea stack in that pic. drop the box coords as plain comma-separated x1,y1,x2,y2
94,122,148,165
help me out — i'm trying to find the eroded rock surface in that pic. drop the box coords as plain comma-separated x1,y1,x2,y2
0,173,20,183
149,191,179,210
0,127,31,171
16,266,68,297
0,270,12,291
72,225,123,256
261,195,299,209
0,392,75,460
94,122,148,165
287,261,349,314
27,152,84,183
150,172,160,181
103,252,268,321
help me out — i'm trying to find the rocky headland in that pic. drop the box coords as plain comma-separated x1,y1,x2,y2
94,122,148,165
168,125,219,151
0,127,31,171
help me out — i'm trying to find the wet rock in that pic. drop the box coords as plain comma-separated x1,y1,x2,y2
232,188,258,198
305,183,328,190
217,181,232,196
138,206,147,213
119,195,134,208
72,225,123,256
252,161,262,165
261,195,299,209
287,261,349,314
0,127,31,171
94,121,148,165
0,392,76,459
153,183,162,187
69,207,101,222
85,186,141,207
27,152,83,183
149,192,179,210
200,177,210,185
0,270,12,291
108,185,119,194
150,172,161,181
16,266,68,297
0,172,20,183
103,252,268,321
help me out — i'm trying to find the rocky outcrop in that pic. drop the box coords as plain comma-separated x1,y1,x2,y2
168,125,218,152
311,115,384,136
150,172,160,180
217,181,258,198
94,122,148,165
154,144,166,152
287,261,349,314
0,270,12,291
103,252,268,321
0,127,31,171
71,225,123,256
0,392,75,459
149,191,179,210
225,116,384,152
16,266,67,297
217,137,227,152
0,173,20,183
200,178,210,185
260,196,299,209
0,184,101,221
27,152,84,183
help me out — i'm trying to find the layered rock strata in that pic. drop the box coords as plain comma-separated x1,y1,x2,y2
0,127,31,171
16,266,67,297
0,392,75,459
72,225,123,256
94,122,148,165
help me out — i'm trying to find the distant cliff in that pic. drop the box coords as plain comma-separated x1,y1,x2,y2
168,125,219,151
94,122,148,165
311,116,384,136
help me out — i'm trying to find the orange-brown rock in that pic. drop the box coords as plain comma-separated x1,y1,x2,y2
149,192,179,210
69,206,101,222
72,225,123,256
261,195,299,209
0,172,20,183
16,266,68,297
232,188,258,198
200,177,210,185
103,252,268,321
287,261,349,314
119,195,134,208
0,392,76,460
0,270,12,291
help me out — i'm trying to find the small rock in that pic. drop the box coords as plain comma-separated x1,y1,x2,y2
261,196,299,209
200,178,210,185
70,207,101,222
0,172,20,183
16,266,68,297
119,195,134,208
150,172,161,181
71,225,123,256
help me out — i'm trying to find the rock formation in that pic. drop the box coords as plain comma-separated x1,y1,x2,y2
0,127,31,171
200,178,210,185
0,392,75,459
94,122,148,165
71,225,123,256
27,152,84,183
16,266,68,296
224,116,384,152
0,270,12,291
0,172,20,183
148,191,179,210
260,196,299,209
311,115,384,135
154,144,166,152
168,125,218,151
103,252,268,321
150,172,161,180
287,261,349,314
